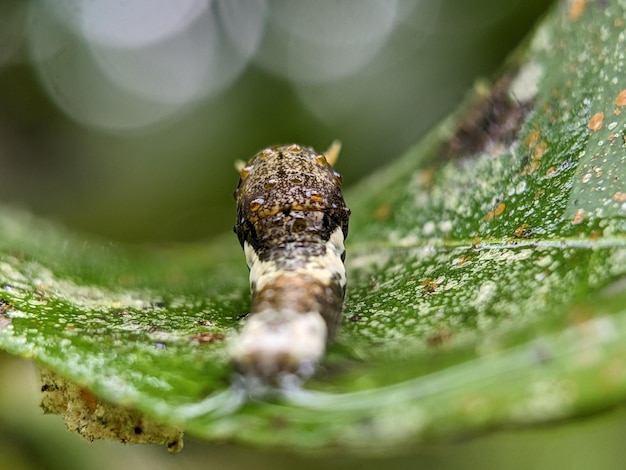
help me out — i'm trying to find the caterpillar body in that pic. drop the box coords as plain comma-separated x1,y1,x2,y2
231,143,350,388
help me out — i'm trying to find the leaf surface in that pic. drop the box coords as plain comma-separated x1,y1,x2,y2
2,0,626,450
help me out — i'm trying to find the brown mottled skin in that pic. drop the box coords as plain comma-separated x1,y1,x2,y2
234,144,350,259
233,144,350,378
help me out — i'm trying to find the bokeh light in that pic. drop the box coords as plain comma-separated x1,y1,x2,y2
28,0,268,131
0,0,551,241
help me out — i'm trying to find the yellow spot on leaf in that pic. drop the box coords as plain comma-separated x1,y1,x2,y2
571,208,585,225
522,134,548,175
568,0,587,21
532,141,548,160
420,278,442,296
485,202,506,221
588,112,604,131
494,202,506,216
514,223,530,238
616,90,626,107
526,129,541,148
373,203,392,222
589,231,602,241
613,192,626,202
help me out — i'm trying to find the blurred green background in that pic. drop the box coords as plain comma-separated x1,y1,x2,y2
9,1,626,469
1,0,549,242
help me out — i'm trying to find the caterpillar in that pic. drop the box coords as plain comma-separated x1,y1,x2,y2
231,142,350,388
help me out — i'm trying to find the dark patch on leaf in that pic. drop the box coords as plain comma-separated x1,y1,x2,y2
426,328,453,347
442,74,533,160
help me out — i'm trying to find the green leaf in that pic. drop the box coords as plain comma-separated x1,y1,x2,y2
3,0,626,451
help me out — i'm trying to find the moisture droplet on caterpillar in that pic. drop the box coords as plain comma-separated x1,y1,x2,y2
231,141,350,389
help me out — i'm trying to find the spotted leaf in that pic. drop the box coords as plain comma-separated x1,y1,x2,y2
2,0,626,452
